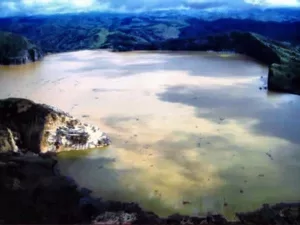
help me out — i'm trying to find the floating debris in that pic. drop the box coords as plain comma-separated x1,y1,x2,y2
183,201,191,205
224,199,229,207
266,152,274,160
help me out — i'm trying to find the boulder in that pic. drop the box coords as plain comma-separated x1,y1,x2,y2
0,98,110,153
0,31,43,65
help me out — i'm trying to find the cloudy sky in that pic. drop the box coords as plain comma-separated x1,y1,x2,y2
1,0,300,16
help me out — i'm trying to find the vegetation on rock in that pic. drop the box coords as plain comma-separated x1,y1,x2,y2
0,13,299,53
0,31,43,65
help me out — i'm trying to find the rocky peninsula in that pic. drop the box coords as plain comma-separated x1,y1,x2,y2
0,31,43,65
0,98,110,153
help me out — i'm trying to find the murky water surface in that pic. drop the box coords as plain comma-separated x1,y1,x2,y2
1,50,300,219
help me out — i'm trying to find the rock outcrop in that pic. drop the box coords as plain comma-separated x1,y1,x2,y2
0,98,110,153
0,31,43,65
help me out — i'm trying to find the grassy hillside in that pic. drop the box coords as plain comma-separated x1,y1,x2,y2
0,13,299,53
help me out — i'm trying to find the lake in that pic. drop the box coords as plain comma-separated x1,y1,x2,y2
0,50,300,219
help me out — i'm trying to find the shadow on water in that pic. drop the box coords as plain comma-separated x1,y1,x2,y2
157,84,300,145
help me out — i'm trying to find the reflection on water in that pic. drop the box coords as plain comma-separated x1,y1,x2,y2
1,50,300,219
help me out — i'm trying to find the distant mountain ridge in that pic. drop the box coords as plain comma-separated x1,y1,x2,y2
0,11,299,53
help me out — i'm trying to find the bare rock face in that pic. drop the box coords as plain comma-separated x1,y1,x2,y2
92,212,137,225
0,125,19,153
0,98,110,153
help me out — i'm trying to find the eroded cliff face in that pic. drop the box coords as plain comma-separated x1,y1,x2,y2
0,98,110,153
0,31,43,65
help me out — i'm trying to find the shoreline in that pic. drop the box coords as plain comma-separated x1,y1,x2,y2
2,31,299,95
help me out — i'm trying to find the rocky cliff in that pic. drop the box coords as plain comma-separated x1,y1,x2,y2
0,98,110,153
0,31,43,65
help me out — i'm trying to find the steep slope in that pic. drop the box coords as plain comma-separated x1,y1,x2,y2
0,31,43,65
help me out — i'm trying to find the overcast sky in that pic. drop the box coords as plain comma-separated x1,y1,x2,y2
1,0,300,17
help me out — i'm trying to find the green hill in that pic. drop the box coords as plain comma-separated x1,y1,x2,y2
0,31,43,65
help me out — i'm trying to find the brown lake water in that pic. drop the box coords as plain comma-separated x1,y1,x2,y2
0,50,300,219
